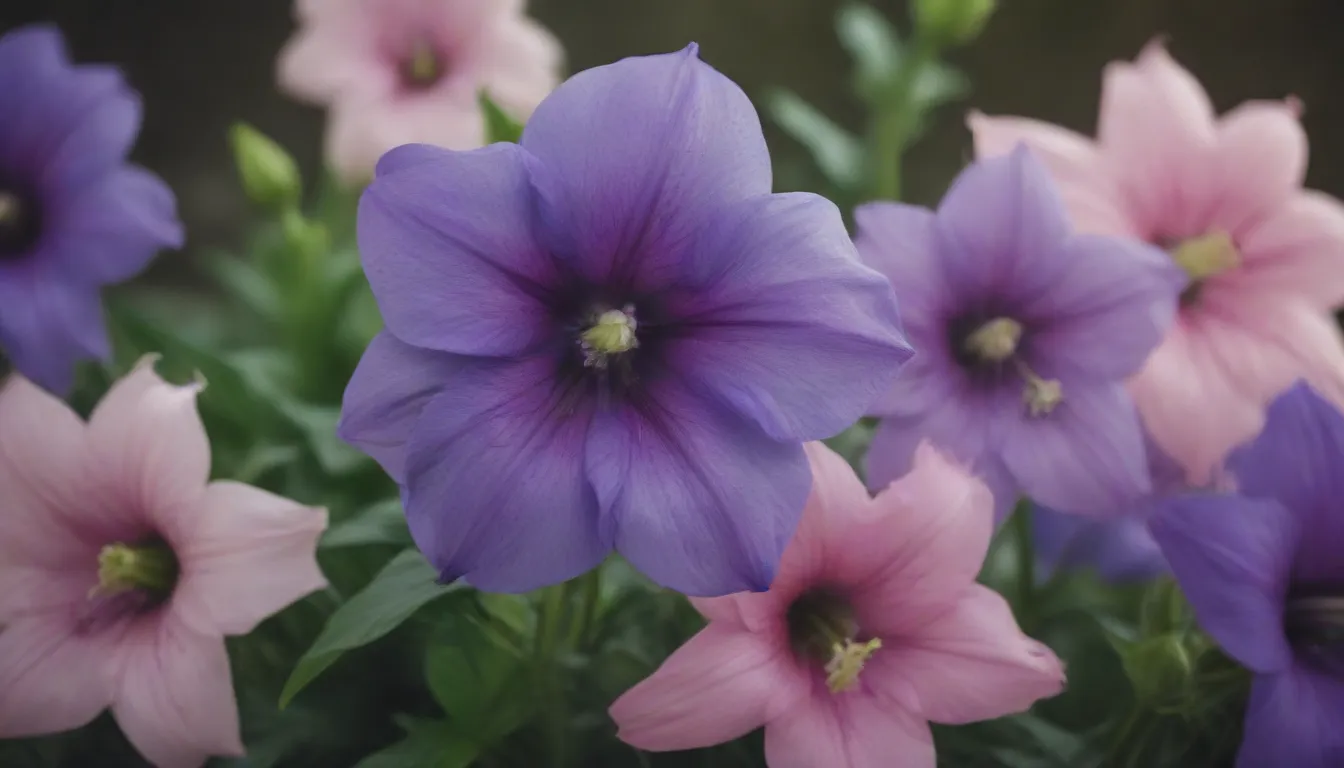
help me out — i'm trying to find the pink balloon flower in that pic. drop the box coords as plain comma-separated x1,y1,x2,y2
608,442,1064,768
970,40,1344,486
0,360,328,767
277,0,563,183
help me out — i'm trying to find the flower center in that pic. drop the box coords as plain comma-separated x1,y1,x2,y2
1168,231,1240,305
400,38,444,90
91,541,179,599
785,588,882,694
960,316,1064,417
0,187,41,259
1285,589,1344,659
580,305,639,369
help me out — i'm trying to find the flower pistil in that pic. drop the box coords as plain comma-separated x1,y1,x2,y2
786,589,883,694
1170,231,1240,283
0,188,37,255
401,39,443,89
580,305,639,369
92,541,178,598
964,316,1064,417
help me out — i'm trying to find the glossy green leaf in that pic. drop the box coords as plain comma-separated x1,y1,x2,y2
321,498,411,550
353,718,479,768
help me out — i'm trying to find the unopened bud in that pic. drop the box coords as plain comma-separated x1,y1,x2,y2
912,0,997,48
230,123,302,212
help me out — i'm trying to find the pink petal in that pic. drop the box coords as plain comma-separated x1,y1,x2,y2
172,481,328,637
867,586,1065,724
0,376,96,568
1128,322,1267,485
1210,100,1308,235
111,618,243,768
848,444,995,635
276,3,386,104
610,624,805,752
1237,189,1344,310
0,615,116,738
84,359,211,545
689,593,783,636
324,93,484,184
763,692,935,768
475,16,564,114
1098,41,1217,238
966,111,1132,237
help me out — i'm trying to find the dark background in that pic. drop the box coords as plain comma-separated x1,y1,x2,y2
3,0,1344,277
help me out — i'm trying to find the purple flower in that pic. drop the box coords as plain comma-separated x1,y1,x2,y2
0,25,183,393
339,46,911,597
855,147,1185,518
1147,383,1344,767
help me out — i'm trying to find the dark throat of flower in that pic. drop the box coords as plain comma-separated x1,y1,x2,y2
1164,231,1241,306
77,539,179,634
953,315,1063,418
1284,588,1344,672
785,589,882,694
0,186,41,259
399,38,446,90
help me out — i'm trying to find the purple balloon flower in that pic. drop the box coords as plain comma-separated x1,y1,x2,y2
1147,383,1344,767
339,45,911,596
0,25,183,393
855,147,1185,518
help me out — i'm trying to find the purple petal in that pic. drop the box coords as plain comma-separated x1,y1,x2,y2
1237,666,1344,768
1147,493,1296,673
338,332,461,483
585,376,809,597
933,147,1072,307
37,66,140,192
1228,382,1344,584
47,166,183,283
1032,504,1167,583
853,202,945,335
520,44,771,292
0,264,108,394
668,193,910,441
1026,234,1183,382
357,143,560,357
402,356,606,592
1000,383,1150,513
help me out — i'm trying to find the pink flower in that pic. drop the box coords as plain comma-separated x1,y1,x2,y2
608,442,1064,767
970,40,1344,485
277,0,563,183
0,360,328,768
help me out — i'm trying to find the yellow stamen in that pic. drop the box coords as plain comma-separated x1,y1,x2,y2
91,543,176,598
0,192,20,225
1013,360,1063,417
825,638,883,693
406,40,440,85
1171,231,1240,283
965,317,1022,363
581,307,638,368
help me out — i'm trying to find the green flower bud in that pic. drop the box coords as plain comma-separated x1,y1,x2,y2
1122,633,1194,706
912,0,997,48
230,123,302,211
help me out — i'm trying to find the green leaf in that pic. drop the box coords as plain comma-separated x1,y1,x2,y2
480,91,524,144
353,718,479,768
424,619,533,740
321,498,411,550
280,549,461,707
764,89,864,190
836,3,902,95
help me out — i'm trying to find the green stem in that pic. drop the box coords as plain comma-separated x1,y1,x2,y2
867,35,937,202
1013,499,1036,627
568,566,603,650
535,585,568,768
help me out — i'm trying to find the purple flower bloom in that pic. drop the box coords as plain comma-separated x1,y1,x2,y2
339,46,911,597
855,147,1185,518
0,25,183,393
1147,383,1344,768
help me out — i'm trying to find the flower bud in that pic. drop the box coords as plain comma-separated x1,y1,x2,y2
230,123,302,212
911,0,997,48
1122,633,1194,706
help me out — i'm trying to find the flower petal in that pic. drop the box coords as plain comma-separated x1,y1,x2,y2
1000,383,1151,514
84,358,210,544
967,111,1132,237
850,444,996,634
1032,504,1167,583
586,376,809,597
1026,234,1184,382
1237,190,1344,310
338,332,462,483
0,264,110,394
1237,666,1344,768
47,165,183,284
172,482,327,637
853,202,944,333
609,624,803,751
1210,100,1308,235
111,619,243,768
521,45,771,290
868,586,1064,724
1227,383,1344,584
403,356,606,592
671,193,910,442
934,147,1072,307
0,615,115,738
357,142,559,357
763,691,935,768
1146,493,1296,673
